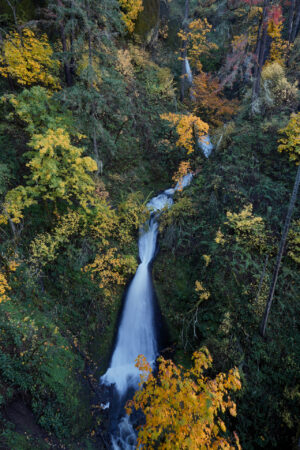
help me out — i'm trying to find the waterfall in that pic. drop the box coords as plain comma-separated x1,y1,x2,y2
100,174,193,449
197,135,214,158
185,57,193,85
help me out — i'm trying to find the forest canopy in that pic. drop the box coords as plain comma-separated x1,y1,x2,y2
0,0,299,449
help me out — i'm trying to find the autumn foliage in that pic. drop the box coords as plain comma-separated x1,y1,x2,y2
0,28,60,89
0,128,97,224
119,0,144,33
172,161,191,190
178,18,217,67
161,113,209,154
278,112,300,165
126,348,242,449
267,19,289,66
192,70,238,127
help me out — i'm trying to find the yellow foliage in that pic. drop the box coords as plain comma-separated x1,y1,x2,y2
119,0,144,33
126,348,241,449
8,260,19,272
191,69,238,127
202,254,211,266
195,280,211,302
117,192,149,246
84,247,137,300
0,259,19,303
0,272,10,303
0,28,60,89
172,161,191,190
89,203,119,247
215,228,226,245
116,49,135,78
178,18,218,67
161,113,209,154
76,48,102,89
278,112,300,165
266,21,289,66
117,45,175,98
1,128,97,223
84,193,147,301
0,185,37,224
261,62,298,110
225,204,268,253
30,211,82,266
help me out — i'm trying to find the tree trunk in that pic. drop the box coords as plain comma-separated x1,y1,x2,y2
291,0,300,42
288,0,296,43
60,24,73,87
252,0,269,103
260,165,300,337
57,0,73,86
180,0,189,102
70,0,76,81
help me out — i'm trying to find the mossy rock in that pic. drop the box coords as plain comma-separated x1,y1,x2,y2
135,0,160,40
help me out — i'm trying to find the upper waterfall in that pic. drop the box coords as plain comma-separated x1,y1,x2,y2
185,57,193,85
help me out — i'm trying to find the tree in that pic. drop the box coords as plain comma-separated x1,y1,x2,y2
251,0,270,104
119,0,144,33
277,112,300,163
178,0,217,101
266,11,289,66
126,348,241,449
0,128,97,224
191,69,238,127
178,18,217,70
287,0,300,43
160,112,209,154
0,28,60,89
251,2,290,107
83,192,148,302
260,112,300,337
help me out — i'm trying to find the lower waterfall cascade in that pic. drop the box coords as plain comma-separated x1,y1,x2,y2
100,142,211,449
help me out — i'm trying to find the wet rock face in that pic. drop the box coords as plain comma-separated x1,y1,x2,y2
135,0,160,41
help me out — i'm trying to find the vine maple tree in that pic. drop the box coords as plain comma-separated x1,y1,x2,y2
119,0,144,33
161,113,209,154
178,18,217,68
191,68,238,127
126,348,241,449
0,28,60,89
0,128,97,224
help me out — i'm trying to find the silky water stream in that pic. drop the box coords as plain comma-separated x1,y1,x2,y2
100,174,192,449
101,161,211,448
100,53,213,448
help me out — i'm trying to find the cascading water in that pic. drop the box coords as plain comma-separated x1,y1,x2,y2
185,57,193,85
100,174,193,449
101,145,212,449
101,219,159,397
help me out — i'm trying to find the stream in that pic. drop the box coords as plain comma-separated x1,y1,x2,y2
101,56,212,449
100,168,213,448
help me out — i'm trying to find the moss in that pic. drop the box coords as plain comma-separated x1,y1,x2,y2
134,0,160,39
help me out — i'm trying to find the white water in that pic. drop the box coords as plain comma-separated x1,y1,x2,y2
185,57,193,84
100,174,193,449
198,135,214,158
